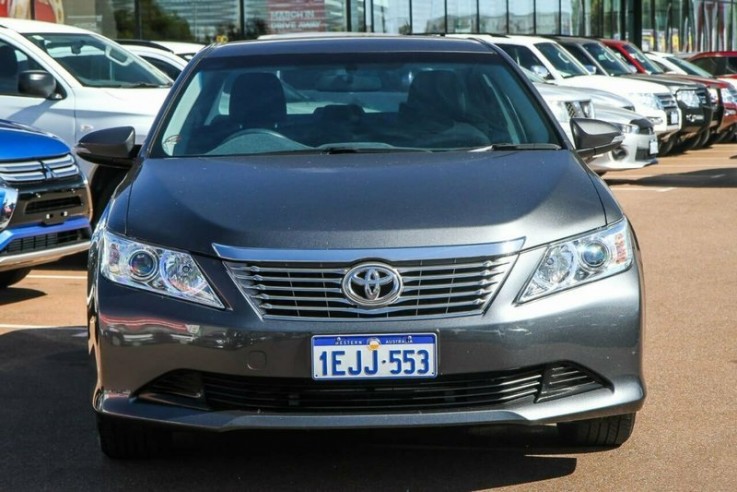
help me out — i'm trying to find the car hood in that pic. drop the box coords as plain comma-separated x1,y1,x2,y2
0,119,69,161
123,151,607,256
560,74,670,94
74,87,169,143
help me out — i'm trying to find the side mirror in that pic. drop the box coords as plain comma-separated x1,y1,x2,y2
18,70,58,99
531,65,551,80
75,126,139,169
584,65,597,75
571,118,625,159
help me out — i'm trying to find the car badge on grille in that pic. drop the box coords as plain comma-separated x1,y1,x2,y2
342,263,402,308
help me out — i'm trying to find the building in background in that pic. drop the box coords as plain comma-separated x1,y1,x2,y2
2,1,737,53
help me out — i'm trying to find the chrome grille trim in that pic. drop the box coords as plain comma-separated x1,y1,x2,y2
212,238,525,263
0,154,80,183
656,93,678,110
225,251,517,321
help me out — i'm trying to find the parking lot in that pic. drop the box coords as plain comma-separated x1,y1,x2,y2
1,144,736,491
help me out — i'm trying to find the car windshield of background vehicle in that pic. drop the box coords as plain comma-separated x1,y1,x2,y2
665,56,713,77
581,43,631,76
535,43,589,78
23,33,172,88
155,52,560,157
622,44,663,74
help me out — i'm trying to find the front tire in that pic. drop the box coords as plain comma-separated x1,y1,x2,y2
557,413,636,447
97,414,172,459
0,268,31,288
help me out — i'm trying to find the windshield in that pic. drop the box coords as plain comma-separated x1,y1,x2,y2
622,44,663,74
535,43,589,78
666,56,714,78
581,42,631,76
154,52,560,157
24,33,172,88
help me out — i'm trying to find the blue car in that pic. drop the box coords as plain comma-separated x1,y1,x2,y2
0,120,92,288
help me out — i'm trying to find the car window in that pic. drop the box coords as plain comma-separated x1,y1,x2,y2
0,40,44,95
622,44,663,73
143,56,182,80
155,52,561,157
495,45,551,77
23,33,172,88
562,44,601,74
581,42,631,75
725,57,737,74
690,57,719,74
666,56,713,77
535,43,589,78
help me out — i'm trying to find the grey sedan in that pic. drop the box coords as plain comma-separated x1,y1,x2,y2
79,35,644,458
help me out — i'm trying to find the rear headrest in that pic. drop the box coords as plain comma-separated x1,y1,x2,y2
229,72,286,128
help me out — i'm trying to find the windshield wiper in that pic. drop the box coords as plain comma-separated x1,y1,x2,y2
470,143,562,152
320,145,430,154
114,82,172,88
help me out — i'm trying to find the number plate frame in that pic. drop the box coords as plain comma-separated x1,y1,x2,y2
311,333,437,381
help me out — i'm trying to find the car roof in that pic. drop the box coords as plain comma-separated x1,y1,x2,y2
0,18,92,34
207,36,496,58
691,51,737,57
549,36,601,46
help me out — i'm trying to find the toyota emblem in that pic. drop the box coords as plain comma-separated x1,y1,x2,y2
342,263,402,307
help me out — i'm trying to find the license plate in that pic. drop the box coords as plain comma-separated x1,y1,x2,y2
668,111,679,125
312,334,437,380
649,139,659,155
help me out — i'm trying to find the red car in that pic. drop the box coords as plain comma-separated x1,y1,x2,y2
604,39,737,145
688,51,737,79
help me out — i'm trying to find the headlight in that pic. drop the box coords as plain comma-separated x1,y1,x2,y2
676,89,701,108
100,230,224,308
519,219,634,302
581,101,595,118
614,122,638,134
708,87,720,104
720,87,735,104
627,92,661,110
546,100,571,123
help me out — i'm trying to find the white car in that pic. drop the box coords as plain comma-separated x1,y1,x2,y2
452,35,681,144
0,18,172,219
646,50,737,91
535,83,657,173
120,44,189,80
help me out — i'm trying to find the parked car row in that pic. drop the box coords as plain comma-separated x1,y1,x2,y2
2,22,731,461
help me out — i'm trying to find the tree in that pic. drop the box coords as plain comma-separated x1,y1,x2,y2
114,0,193,41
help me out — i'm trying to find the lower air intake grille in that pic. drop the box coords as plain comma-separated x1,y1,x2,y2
0,229,89,256
138,363,608,413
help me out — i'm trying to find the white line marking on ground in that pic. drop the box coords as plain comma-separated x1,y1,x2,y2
611,187,674,192
27,274,86,280
712,174,726,179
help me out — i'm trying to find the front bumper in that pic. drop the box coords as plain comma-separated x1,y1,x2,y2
588,132,657,172
0,217,91,272
90,243,646,431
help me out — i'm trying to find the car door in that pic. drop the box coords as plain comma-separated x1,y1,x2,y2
0,37,76,147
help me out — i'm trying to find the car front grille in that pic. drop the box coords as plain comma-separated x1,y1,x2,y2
656,93,678,111
0,229,90,256
224,255,516,320
0,154,80,184
137,363,608,413
564,101,593,119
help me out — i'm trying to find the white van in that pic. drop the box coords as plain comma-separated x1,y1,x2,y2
0,19,171,219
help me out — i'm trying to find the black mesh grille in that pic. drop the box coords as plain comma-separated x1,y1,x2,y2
0,229,89,256
138,363,607,414
25,196,83,214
